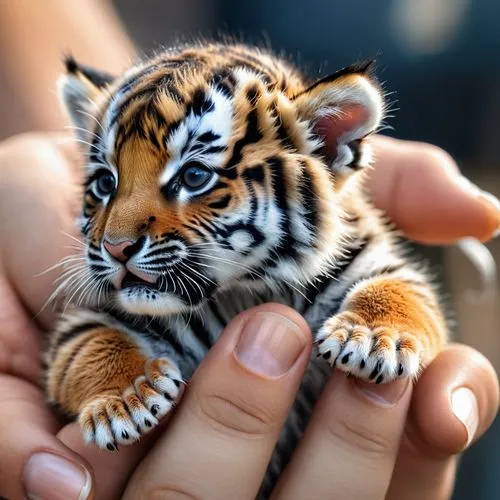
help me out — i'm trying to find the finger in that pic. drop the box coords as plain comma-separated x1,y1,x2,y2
57,420,166,500
0,376,93,500
367,135,500,244
123,304,312,500
0,270,43,385
272,371,413,499
386,344,499,500
0,134,82,331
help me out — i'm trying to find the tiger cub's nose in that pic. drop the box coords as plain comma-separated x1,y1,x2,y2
103,236,146,262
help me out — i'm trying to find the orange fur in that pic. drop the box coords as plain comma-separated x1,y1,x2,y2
46,327,146,414
322,278,446,371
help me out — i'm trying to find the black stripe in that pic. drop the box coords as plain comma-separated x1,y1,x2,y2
198,131,220,143
184,223,207,241
144,245,183,258
245,84,260,105
210,68,237,98
330,238,370,279
102,305,186,358
53,321,104,353
190,88,214,116
56,333,96,402
148,320,185,357
298,161,318,242
188,315,212,350
111,71,185,128
148,129,161,150
205,145,226,155
90,264,110,273
149,320,185,357
181,129,195,157
225,108,263,172
274,111,296,150
268,156,296,258
245,182,258,225
302,238,369,310
164,119,181,144
211,181,229,192
302,274,332,308
206,299,228,328
242,164,265,184
208,195,231,209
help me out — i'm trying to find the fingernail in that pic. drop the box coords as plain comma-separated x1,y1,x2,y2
234,312,307,377
451,387,479,447
480,191,500,233
457,177,500,233
353,377,410,406
24,453,92,500
480,190,500,210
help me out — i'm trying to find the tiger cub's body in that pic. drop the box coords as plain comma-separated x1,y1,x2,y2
45,43,447,498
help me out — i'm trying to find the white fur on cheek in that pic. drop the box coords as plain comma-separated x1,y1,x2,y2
228,230,253,253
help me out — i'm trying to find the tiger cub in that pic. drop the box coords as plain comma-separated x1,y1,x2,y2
45,42,447,496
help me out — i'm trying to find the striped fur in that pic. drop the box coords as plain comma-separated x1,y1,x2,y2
46,42,447,498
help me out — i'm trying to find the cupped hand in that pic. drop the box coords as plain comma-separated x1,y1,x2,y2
0,133,498,499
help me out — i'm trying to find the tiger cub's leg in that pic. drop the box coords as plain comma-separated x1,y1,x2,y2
45,319,183,450
316,276,446,383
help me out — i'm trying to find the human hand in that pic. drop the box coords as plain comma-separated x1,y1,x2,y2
0,133,498,499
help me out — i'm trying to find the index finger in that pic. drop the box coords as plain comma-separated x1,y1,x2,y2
367,136,500,244
123,304,312,500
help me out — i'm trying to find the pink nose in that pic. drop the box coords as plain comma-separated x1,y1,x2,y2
103,239,136,262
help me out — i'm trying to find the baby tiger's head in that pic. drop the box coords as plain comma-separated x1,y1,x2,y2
59,44,384,315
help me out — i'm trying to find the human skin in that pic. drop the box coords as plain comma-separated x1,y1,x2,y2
0,133,498,499
0,0,135,140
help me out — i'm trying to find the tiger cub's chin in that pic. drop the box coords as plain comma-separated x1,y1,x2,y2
117,287,191,316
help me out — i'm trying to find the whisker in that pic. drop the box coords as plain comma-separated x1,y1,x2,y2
33,256,86,278
178,268,204,299
60,231,85,247
35,265,88,318
179,261,216,286
76,109,105,133
64,125,101,141
189,252,264,279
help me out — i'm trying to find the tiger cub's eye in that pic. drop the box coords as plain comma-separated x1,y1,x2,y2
95,170,116,196
181,162,212,190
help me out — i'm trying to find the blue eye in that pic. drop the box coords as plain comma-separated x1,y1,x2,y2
94,170,116,196
181,163,212,190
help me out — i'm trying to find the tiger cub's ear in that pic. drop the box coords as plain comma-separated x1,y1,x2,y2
293,61,384,174
57,55,115,140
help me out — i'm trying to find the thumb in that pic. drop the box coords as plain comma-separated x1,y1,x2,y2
367,136,500,244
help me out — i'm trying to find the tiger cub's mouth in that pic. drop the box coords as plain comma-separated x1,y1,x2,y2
120,271,161,291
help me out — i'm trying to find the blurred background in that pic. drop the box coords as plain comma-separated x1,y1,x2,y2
0,0,498,497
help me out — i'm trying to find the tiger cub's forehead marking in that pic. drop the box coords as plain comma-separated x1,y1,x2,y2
159,86,233,187
95,56,286,192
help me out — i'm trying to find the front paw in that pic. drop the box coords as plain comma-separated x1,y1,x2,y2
316,312,421,384
79,358,183,450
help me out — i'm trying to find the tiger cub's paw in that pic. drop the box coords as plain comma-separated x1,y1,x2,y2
316,312,421,384
79,358,183,450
